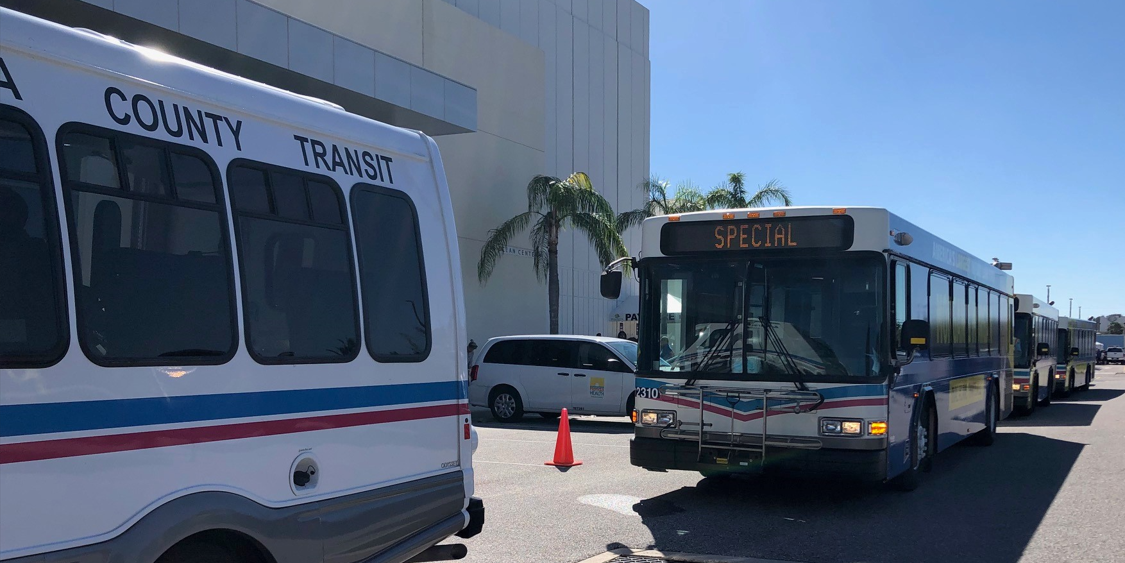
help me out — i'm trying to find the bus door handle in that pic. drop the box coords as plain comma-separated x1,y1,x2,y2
573,373,587,378
557,372,570,376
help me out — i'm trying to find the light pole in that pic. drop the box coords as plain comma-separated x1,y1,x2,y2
1046,284,1051,303
1069,298,1073,317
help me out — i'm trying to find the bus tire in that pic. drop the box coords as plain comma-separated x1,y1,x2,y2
1039,375,1053,406
1080,368,1091,391
489,386,524,422
971,384,999,447
1061,371,1074,398
157,535,265,563
895,400,935,491
1015,378,1037,416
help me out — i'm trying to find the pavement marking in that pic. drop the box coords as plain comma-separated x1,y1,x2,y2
473,460,550,467
485,437,629,448
577,548,796,563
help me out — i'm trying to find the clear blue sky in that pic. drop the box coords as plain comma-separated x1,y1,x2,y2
645,0,1124,318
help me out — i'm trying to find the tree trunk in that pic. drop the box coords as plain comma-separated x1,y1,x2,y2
547,215,560,335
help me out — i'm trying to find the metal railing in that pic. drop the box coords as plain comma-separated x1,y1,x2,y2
659,385,824,464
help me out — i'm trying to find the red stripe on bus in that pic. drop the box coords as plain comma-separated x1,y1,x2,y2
0,403,470,465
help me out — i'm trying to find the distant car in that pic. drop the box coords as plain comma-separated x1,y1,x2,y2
1107,347,1125,365
469,335,638,422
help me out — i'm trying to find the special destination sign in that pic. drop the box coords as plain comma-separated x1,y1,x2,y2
660,215,854,254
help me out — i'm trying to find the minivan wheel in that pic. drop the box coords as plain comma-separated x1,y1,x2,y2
489,387,524,422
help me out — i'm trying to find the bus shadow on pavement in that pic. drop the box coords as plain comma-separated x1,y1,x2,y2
1058,388,1125,403
624,433,1083,563
1001,402,1101,427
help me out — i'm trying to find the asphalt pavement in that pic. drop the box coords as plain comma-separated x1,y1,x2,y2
453,365,1125,563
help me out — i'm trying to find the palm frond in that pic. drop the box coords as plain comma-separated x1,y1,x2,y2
745,179,793,207
705,188,736,210
551,173,616,220
670,181,706,213
477,211,536,284
615,208,649,233
529,218,551,282
568,211,628,268
527,174,559,213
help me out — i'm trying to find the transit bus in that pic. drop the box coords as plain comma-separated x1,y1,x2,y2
1,9,481,563
1055,317,1097,395
600,206,1014,490
1012,295,1058,414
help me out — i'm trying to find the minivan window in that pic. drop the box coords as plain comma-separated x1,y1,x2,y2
606,340,638,366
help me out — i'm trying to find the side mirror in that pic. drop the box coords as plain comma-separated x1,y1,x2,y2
1070,347,1080,357
901,319,930,351
1037,343,1050,356
600,270,622,299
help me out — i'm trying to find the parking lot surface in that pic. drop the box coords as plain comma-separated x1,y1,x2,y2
453,365,1125,563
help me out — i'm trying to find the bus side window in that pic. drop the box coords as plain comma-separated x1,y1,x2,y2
350,185,431,362
59,125,237,365
228,162,360,364
893,261,909,351
0,108,68,367
928,272,952,357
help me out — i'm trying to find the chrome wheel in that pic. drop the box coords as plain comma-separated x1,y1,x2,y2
494,394,516,419
914,414,929,469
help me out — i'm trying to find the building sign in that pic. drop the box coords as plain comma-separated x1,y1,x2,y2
501,246,534,258
660,216,853,255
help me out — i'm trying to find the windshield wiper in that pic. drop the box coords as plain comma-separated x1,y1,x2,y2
687,319,738,386
758,315,809,391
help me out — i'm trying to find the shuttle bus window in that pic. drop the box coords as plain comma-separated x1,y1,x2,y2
966,285,977,356
228,161,359,364
170,153,217,204
0,109,68,368
351,185,431,362
928,273,952,357
58,125,236,365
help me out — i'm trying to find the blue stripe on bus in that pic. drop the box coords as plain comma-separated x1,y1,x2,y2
634,378,884,412
0,381,466,438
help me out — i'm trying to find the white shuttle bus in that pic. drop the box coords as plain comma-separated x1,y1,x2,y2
1,8,481,563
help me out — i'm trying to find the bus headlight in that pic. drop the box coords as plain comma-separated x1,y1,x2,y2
640,410,676,426
1012,383,1021,391
820,418,864,436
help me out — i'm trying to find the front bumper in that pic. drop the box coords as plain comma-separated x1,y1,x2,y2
630,436,887,482
456,497,484,539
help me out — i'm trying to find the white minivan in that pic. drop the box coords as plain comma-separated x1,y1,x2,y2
469,336,638,422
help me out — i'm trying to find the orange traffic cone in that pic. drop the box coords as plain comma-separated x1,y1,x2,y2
545,408,582,467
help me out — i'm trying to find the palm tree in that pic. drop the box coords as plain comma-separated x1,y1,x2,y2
615,175,708,232
478,172,626,334
705,173,792,209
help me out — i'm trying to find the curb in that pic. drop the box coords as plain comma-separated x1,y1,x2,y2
577,548,794,563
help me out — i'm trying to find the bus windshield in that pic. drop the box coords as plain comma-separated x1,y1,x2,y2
1014,313,1032,368
642,254,887,381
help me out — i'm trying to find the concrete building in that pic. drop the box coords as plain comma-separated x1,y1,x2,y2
4,0,650,342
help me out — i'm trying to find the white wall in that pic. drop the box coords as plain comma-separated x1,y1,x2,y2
445,0,650,338
258,0,650,342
